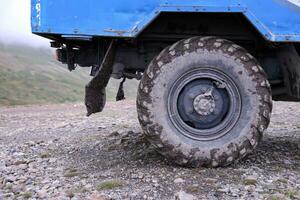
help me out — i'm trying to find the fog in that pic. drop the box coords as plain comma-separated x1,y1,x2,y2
0,0,49,47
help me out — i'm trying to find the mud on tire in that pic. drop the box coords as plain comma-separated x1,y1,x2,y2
137,37,272,167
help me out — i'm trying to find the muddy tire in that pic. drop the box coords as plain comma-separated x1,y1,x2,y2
137,37,272,167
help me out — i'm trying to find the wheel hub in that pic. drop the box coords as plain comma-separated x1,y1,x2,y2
168,68,242,141
193,88,216,116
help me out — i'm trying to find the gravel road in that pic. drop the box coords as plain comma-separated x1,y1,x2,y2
0,100,299,200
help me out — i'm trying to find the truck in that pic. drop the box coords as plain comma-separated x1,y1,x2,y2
31,0,300,167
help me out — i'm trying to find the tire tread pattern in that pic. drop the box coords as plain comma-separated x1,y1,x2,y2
137,37,272,167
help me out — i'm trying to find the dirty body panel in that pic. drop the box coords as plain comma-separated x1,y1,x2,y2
32,0,300,42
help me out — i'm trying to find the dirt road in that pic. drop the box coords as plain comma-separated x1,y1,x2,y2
0,101,299,200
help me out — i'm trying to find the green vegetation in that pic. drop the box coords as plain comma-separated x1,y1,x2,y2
96,180,125,190
22,192,33,199
22,192,32,199
39,152,51,159
0,42,138,106
186,185,200,193
284,188,300,199
243,177,258,186
65,190,75,199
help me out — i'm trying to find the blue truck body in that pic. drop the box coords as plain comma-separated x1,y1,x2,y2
31,0,300,42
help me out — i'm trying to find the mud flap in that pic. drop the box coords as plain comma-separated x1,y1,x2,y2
116,77,126,101
85,40,116,116
277,44,300,99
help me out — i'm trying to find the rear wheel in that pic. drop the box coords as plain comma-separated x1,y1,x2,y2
137,37,272,167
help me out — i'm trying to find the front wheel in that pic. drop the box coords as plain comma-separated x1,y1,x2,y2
137,37,272,167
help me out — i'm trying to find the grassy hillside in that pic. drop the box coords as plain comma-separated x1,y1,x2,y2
0,43,138,106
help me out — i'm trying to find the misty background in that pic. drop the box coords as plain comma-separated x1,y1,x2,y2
0,0,138,106
0,0,48,47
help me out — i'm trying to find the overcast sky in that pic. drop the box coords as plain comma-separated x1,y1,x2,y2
0,0,49,47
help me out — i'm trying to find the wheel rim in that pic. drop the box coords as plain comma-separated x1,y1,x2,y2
168,68,242,141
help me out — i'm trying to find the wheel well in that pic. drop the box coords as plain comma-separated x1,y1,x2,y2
132,12,300,100
138,12,267,48
133,12,280,75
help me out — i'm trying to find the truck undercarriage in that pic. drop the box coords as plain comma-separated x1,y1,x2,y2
47,13,300,105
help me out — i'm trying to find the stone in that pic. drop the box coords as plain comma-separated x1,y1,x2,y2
87,192,108,200
6,176,16,183
138,172,144,179
37,189,47,199
18,164,28,170
217,187,230,193
243,176,258,185
110,131,120,137
174,178,185,184
175,191,197,200
11,184,25,194
204,178,218,184
49,158,57,163
12,160,27,166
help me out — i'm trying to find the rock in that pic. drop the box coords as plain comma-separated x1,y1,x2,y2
98,126,107,130
110,131,120,137
115,139,123,145
154,183,160,187
130,192,138,198
6,176,17,183
16,176,28,183
28,167,38,173
49,158,57,163
283,160,292,165
85,184,93,189
87,194,107,200
131,173,139,179
11,160,27,166
18,164,28,170
245,185,256,192
175,191,197,200
26,141,36,147
94,141,101,147
217,187,230,193
138,172,144,179
243,176,258,185
174,178,185,184
11,184,25,194
204,178,218,184
37,189,47,199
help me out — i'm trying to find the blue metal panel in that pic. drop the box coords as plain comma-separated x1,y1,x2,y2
31,0,300,42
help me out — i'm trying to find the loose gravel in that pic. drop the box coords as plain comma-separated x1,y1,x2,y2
0,100,299,200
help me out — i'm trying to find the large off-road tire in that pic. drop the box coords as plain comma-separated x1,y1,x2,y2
137,37,272,167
